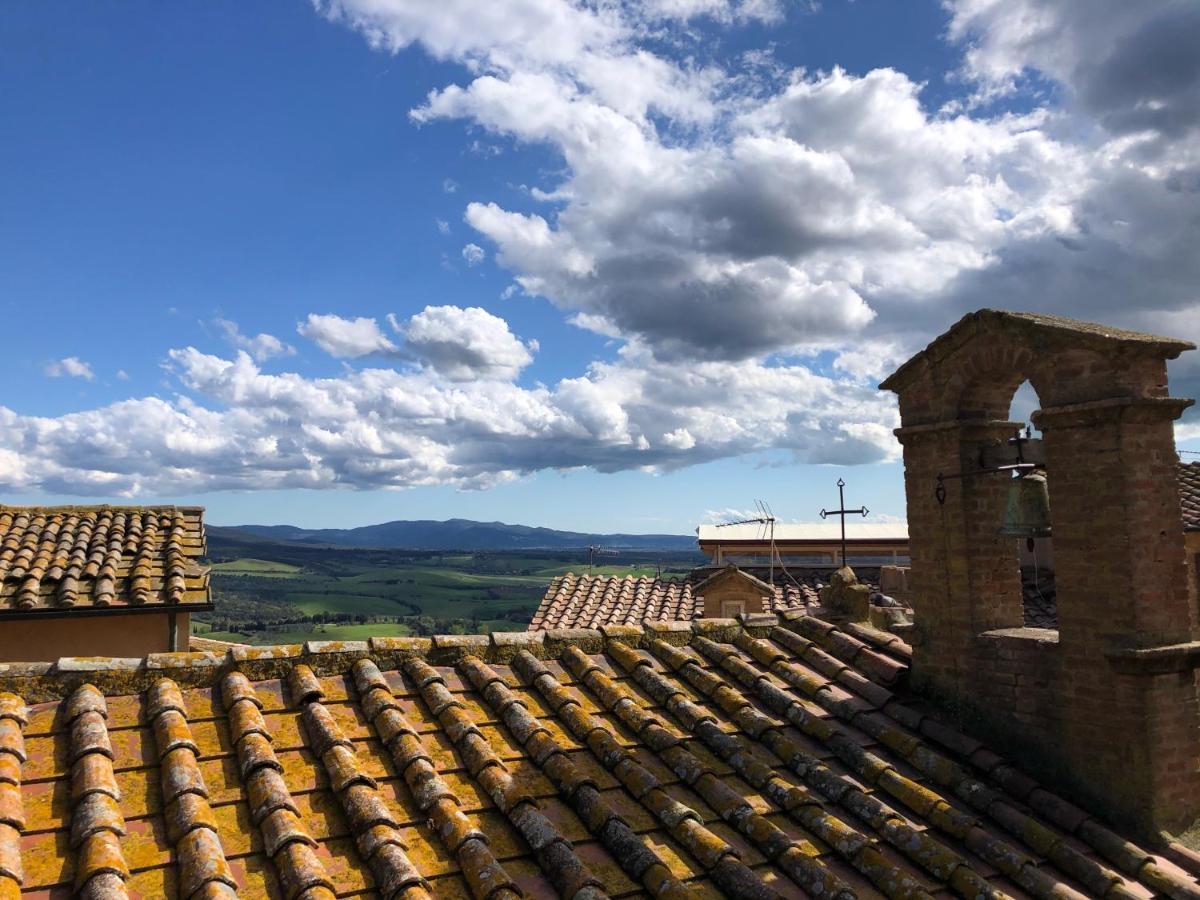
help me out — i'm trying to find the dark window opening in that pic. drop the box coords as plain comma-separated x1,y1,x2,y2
1009,381,1057,628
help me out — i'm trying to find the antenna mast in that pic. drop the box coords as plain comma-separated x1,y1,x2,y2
586,544,619,572
716,499,778,585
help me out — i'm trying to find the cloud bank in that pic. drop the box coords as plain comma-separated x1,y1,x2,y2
0,340,896,494
3,0,1198,495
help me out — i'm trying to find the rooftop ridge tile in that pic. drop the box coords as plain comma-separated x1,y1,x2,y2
350,659,522,900
0,506,209,614
0,693,25,899
746,630,1195,897
644,638,1004,900
623,641,938,898
530,570,834,634
0,613,1194,898
694,637,1050,891
65,682,131,899
784,617,909,687
729,633,1145,900
573,642,863,900
769,625,898,710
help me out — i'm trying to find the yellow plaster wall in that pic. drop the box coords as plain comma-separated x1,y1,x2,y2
0,612,188,662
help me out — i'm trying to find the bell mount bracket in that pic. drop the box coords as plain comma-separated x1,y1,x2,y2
935,426,1041,506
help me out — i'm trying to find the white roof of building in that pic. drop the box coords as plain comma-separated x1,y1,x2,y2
696,521,909,543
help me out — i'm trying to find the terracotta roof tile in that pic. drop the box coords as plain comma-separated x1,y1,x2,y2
0,620,1197,898
59,684,133,898
0,506,209,614
1180,462,1200,530
530,572,820,631
287,664,433,900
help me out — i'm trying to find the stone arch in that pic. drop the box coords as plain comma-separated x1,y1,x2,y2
886,310,1178,425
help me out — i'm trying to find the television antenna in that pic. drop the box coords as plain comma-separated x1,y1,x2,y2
716,500,779,586
587,544,619,571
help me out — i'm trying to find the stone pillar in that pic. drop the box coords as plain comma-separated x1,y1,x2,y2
1036,396,1200,834
896,419,1025,703
818,566,871,620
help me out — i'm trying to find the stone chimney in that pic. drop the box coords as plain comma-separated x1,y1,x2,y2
881,309,1200,837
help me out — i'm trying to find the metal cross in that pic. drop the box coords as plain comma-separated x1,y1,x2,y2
819,478,869,567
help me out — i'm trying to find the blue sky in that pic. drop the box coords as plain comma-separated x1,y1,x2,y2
2,1,1198,531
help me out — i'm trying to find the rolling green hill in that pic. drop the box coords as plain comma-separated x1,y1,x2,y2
209,518,696,551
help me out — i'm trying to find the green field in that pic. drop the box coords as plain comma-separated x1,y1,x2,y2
209,558,304,577
198,539,700,644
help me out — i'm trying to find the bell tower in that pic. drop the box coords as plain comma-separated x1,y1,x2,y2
882,309,1200,837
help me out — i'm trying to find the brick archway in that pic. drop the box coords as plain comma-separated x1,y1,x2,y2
882,309,1200,836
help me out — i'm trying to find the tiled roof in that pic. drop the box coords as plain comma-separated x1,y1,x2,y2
0,506,210,613
0,616,1197,899
530,573,819,631
1179,462,1200,531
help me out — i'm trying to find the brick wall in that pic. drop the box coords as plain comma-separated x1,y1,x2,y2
884,310,1200,837
975,628,1061,733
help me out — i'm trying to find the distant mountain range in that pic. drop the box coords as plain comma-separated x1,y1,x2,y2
208,518,697,551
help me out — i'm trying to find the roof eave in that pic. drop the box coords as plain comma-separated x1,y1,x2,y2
0,601,215,622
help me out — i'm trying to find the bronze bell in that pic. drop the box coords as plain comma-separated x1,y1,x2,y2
999,469,1052,538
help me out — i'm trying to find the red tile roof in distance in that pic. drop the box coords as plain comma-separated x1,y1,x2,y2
2,616,1195,898
531,573,819,631
0,506,210,614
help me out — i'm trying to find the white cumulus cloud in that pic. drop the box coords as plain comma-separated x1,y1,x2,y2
461,242,485,266
44,357,94,381
214,318,295,362
6,0,1200,495
297,313,400,358
0,337,898,495
401,305,534,381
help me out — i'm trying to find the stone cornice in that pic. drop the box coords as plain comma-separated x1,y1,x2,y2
1032,396,1193,429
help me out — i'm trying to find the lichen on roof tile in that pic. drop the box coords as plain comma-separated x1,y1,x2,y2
0,617,1195,898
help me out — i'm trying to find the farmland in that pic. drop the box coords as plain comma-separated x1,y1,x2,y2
196,534,701,645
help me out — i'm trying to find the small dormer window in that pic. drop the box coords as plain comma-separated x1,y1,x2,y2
720,600,745,618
